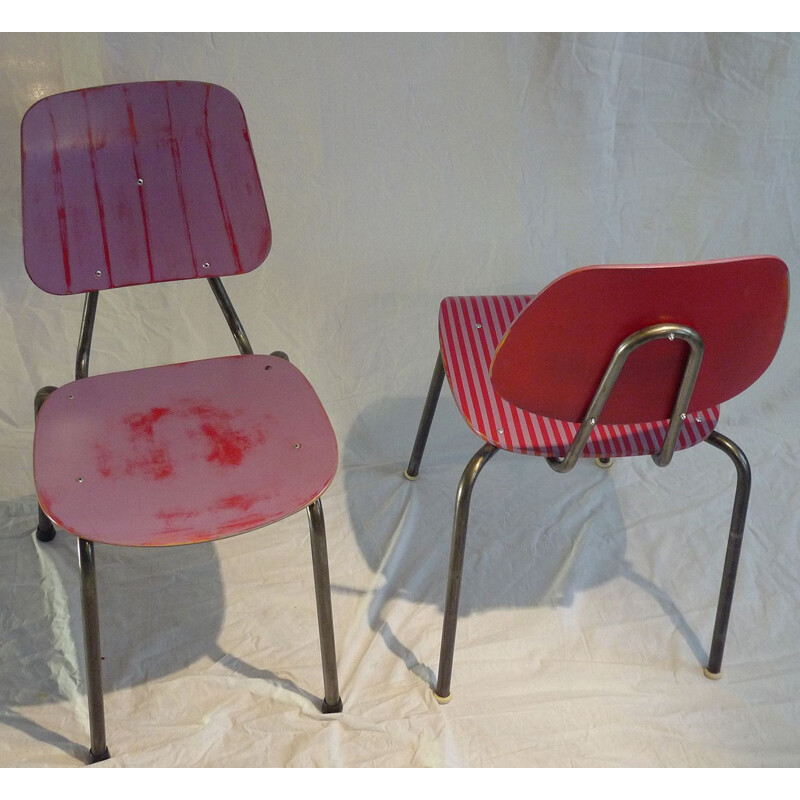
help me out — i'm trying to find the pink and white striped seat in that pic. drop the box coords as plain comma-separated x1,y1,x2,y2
439,295,718,460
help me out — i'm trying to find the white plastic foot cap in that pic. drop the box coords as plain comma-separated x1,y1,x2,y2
433,691,452,704
403,469,418,481
703,667,722,680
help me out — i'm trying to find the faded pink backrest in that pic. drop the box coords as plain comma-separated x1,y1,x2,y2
490,256,789,424
21,81,271,295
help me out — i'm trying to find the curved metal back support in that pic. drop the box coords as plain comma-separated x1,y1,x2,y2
547,323,704,473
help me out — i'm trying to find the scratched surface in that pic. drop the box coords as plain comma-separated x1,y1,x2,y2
33,355,337,546
21,81,271,295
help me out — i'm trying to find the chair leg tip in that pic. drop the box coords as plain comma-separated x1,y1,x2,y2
403,469,418,481
595,457,614,469
432,690,452,705
321,697,343,714
703,667,722,681
36,524,56,542
89,747,110,763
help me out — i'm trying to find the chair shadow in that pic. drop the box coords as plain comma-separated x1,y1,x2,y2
343,394,708,688
0,496,314,762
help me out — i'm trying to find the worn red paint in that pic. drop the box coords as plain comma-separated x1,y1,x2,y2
126,447,173,480
127,406,171,438
83,91,114,286
203,83,243,273
164,84,199,278
95,442,114,478
199,422,250,466
157,507,199,522
49,111,71,291
186,403,258,467
217,494,258,511
123,87,158,283
117,407,175,479
124,87,139,143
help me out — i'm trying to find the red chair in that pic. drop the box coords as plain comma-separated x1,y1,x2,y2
404,257,789,703
23,81,342,762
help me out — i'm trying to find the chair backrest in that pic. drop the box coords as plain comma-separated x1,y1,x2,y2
490,256,789,424
21,81,270,295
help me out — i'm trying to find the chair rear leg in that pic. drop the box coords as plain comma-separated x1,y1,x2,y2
78,538,110,762
434,443,497,703
34,386,58,542
703,430,752,679
306,498,343,713
404,352,445,480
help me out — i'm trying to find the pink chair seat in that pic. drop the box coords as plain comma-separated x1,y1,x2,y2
34,354,338,546
438,295,719,459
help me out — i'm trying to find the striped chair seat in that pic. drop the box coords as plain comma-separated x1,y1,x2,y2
438,295,719,459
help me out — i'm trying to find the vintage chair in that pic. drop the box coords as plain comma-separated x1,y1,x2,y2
404,257,789,703
23,81,342,762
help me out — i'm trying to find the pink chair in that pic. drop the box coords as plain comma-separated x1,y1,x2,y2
404,257,789,703
23,81,342,762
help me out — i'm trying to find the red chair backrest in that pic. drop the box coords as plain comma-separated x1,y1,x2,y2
490,257,789,424
21,81,270,295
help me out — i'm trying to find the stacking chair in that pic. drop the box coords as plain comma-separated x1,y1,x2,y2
404,257,789,703
23,81,342,762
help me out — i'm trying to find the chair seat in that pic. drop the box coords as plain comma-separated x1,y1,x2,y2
34,354,338,546
438,295,719,458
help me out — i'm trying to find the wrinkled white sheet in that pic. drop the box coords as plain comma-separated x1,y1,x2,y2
1,32,799,768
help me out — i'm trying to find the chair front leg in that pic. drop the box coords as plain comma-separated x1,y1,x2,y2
404,352,445,480
703,430,752,679
78,538,110,762
434,442,498,703
34,386,58,542
307,498,343,713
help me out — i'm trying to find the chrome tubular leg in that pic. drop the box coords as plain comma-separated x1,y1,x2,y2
404,352,445,480
703,430,752,679
307,499,343,713
34,386,58,542
434,443,498,703
78,538,110,762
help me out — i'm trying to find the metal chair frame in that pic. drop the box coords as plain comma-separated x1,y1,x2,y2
405,322,751,704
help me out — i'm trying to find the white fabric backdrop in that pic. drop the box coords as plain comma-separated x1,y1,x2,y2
1,32,799,767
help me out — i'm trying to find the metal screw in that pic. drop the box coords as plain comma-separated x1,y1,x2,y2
95,270,102,277
696,415,703,422
475,323,482,329
68,394,74,399
137,178,144,186
76,477,83,483
497,428,504,434
589,418,596,425
293,443,301,449
265,365,272,370
201,262,211,270
668,333,675,341
680,413,687,420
